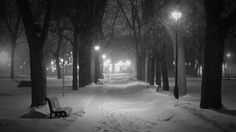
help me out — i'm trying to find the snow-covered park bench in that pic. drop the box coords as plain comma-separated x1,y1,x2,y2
45,97,72,118
98,79,105,85
17,80,31,87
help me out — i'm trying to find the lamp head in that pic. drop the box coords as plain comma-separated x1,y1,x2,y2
171,11,182,21
94,46,100,51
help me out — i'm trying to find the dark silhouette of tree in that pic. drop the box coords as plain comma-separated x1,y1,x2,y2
200,0,236,109
117,0,145,80
77,0,108,87
143,0,171,90
16,0,55,107
49,15,72,79
0,0,24,79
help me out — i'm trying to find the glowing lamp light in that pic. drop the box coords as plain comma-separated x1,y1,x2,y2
94,46,100,51
102,54,106,59
51,60,54,65
171,11,182,21
226,53,231,58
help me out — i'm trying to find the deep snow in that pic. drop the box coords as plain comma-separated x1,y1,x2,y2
0,75,236,132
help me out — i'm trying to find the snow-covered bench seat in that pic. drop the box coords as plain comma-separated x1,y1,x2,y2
98,79,105,85
45,97,72,118
17,81,31,87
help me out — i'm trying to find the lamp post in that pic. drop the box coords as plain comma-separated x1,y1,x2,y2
94,45,100,84
171,10,182,99
226,53,231,79
60,58,65,97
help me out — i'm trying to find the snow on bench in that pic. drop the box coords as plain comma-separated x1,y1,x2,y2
98,79,105,85
45,97,72,118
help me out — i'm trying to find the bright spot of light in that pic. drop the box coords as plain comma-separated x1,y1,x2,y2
94,45,100,51
171,10,182,21
102,54,106,59
0,51,9,64
226,53,231,58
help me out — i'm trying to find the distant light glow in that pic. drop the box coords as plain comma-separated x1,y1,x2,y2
103,59,111,67
94,46,100,51
0,51,9,64
102,54,106,59
125,60,131,66
226,53,231,58
171,11,182,21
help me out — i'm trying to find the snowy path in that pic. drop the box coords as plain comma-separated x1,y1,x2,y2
62,81,230,132
0,79,236,132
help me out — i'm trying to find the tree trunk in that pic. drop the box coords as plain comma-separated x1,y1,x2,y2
55,53,62,79
16,0,54,107
10,40,16,80
79,44,92,87
72,28,78,90
155,58,161,87
30,48,47,107
91,50,95,83
200,26,224,109
199,0,233,109
136,52,142,80
161,58,169,91
145,50,149,82
141,52,146,81
149,54,155,85
55,31,63,79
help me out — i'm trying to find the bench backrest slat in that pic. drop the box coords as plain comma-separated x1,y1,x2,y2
46,97,61,112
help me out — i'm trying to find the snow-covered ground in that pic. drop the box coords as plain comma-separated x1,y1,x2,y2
0,74,236,132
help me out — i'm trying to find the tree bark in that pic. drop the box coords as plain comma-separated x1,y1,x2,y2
200,26,224,109
199,0,235,109
30,48,47,107
10,39,16,80
54,53,62,79
145,50,149,82
16,0,54,107
55,30,63,79
72,28,78,90
149,53,155,85
161,58,169,91
79,42,92,87
155,58,161,87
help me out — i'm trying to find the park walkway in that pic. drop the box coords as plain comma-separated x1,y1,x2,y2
0,78,235,132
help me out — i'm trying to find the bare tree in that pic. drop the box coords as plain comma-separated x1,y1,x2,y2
0,0,24,79
16,0,55,107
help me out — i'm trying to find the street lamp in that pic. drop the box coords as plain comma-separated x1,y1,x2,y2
226,52,231,79
94,45,101,83
226,53,231,58
60,58,65,97
94,45,100,51
171,10,182,99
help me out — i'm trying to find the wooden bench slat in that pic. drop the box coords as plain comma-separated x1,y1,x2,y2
45,97,72,118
